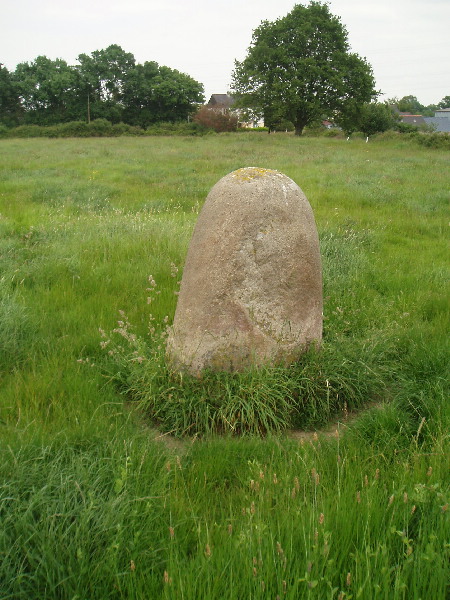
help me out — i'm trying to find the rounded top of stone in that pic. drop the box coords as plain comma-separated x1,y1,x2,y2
229,167,284,182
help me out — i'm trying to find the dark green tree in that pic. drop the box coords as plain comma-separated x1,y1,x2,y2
358,102,395,138
231,1,376,135
0,64,22,126
9,45,204,127
122,62,204,126
151,65,204,122
397,95,424,114
76,45,136,122
13,56,81,124
438,96,450,109
334,99,362,137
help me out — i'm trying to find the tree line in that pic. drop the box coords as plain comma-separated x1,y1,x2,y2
2,2,448,136
0,45,204,127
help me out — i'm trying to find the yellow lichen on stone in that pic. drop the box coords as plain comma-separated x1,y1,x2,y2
231,167,278,182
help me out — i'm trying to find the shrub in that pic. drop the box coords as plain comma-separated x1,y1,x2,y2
2,120,147,138
8,124,46,138
0,124,10,138
324,127,342,138
193,106,238,132
86,118,113,136
415,132,450,150
145,121,209,136
111,122,144,136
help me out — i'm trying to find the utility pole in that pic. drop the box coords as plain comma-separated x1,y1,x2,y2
87,92,91,124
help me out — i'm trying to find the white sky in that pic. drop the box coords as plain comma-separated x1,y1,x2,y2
1,0,449,106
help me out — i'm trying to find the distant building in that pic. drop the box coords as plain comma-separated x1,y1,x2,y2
423,117,450,133
206,94,264,128
398,108,450,133
434,108,450,118
399,113,427,127
206,94,235,113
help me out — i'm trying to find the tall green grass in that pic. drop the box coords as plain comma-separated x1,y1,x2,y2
0,134,448,598
1,433,447,599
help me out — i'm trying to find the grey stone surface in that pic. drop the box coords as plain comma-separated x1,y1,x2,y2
166,167,322,374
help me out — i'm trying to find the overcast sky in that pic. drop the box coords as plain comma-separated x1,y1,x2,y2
1,0,449,106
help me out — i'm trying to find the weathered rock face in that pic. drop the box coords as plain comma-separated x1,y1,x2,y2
166,167,322,374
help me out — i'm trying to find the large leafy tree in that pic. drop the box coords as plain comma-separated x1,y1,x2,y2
358,102,396,138
0,64,22,126
122,62,204,126
231,1,376,135
7,45,204,127
13,56,81,124
76,44,136,122
397,95,424,114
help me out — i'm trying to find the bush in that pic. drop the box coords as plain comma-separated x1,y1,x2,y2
396,121,419,134
86,118,113,136
193,106,238,132
111,122,144,136
145,121,209,136
415,132,450,150
0,124,10,138
1,120,147,138
8,124,47,138
324,128,342,138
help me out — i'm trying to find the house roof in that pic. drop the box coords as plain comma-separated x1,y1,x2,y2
207,94,235,108
400,115,427,126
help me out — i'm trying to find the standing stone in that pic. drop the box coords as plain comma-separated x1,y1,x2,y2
166,167,322,374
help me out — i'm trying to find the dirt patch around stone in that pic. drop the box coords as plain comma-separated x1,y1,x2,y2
137,401,385,452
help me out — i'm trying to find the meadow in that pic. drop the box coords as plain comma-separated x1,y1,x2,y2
0,133,448,599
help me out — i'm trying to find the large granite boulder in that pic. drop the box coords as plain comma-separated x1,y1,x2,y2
166,167,322,374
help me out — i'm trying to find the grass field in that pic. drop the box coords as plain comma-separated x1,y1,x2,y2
0,133,448,599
